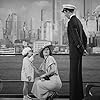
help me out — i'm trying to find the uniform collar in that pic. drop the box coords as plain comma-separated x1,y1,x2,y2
70,13,75,19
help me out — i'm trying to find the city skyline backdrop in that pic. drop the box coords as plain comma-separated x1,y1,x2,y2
0,0,100,46
0,0,52,28
0,0,100,28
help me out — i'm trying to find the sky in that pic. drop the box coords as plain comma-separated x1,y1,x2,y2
0,0,52,28
0,0,100,28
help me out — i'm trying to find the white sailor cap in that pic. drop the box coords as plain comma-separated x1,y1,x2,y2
62,4,76,12
22,47,32,56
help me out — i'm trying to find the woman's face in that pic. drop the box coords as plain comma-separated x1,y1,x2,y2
43,47,50,57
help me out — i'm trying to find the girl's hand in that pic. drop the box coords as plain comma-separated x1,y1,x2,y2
33,52,38,56
35,77,41,81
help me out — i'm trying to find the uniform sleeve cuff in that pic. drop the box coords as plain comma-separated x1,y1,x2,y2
77,45,80,48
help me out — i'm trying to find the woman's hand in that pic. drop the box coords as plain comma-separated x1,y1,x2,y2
40,78,45,81
34,77,45,81
38,70,45,76
40,74,46,78
34,67,40,74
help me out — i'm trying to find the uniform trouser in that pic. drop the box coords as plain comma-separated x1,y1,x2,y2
70,55,84,100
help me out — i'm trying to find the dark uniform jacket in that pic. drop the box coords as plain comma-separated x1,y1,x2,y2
67,15,87,56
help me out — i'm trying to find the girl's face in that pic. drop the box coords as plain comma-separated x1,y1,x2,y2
43,47,50,57
28,50,33,57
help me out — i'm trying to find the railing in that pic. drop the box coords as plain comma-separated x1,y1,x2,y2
0,80,68,98
0,53,68,98
0,79,100,99
0,53,100,99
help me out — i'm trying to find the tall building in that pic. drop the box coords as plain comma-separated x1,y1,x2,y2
96,16,100,47
62,19,69,45
37,28,41,40
11,13,17,43
17,16,23,40
41,9,45,40
52,0,63,45
98,16,100,31
87,16,97,33
23,22,29,40
44,21,53,41
30,17,36,41
6,14,12,36
0,19,3,39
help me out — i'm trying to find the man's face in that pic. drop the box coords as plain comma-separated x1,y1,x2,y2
63,10,70,19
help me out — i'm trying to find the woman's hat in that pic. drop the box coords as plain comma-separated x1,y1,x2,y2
22,47,32,56
39,45,53,58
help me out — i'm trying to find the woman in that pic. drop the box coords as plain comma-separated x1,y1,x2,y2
31,45,62,100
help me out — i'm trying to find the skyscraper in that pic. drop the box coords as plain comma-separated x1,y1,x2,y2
11,13,17,43
52,0,62,45
0,19,3,40
30,17,35,41
6,14,12,36
44,20,53,41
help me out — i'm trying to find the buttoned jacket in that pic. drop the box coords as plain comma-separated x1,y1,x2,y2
67,15,87,56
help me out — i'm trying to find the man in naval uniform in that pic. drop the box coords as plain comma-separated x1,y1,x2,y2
62,4,88,100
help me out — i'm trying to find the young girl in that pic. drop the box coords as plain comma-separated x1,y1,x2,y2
21,47,38,100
